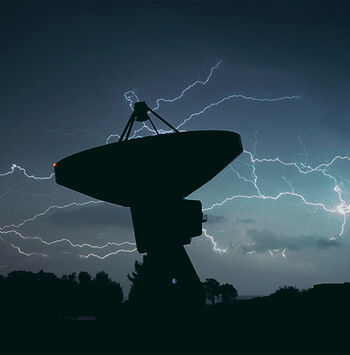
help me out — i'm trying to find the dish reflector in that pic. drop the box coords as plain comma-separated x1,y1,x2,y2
54,130,242,207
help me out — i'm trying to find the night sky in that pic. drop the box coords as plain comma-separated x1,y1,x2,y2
1,1,350,296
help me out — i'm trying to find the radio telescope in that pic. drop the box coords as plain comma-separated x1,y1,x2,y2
54,102,243,307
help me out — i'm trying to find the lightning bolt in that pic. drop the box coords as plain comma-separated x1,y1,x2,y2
113,90,300,140
106,61,300,142
282,248,287,258
7,242,48,258
0,201,136,258
1,60,306,260
202,228,228,253
0,199,136,259
175,94,300,131
0,177,58,199
32,124,106,141
0,164,54,180
0,201,103,231
78,248,137,259
202,146,350,256
0,229,135,249
152,60,222,111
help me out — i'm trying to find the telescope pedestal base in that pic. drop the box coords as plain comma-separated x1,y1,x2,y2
128,245,205,310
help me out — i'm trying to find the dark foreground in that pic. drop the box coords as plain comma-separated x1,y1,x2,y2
2,298,349,355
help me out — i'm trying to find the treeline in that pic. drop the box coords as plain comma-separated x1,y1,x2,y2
0,270,123,320
127,258,238,307
202,277,238,304
3,265,350,323
253,283,350,307
2,270,350,355
0,268,239,320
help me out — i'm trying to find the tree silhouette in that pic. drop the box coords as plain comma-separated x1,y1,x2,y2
78,271,93,286
127,256,150,305
61,272,78,319
202,278,221,304
77,271,94,316
36,270,61,319
127,258,144,286
94,271,123,320
0,274,6,319
219,283,238,304
6,271,38,319
271,285,300,298
0,270,124,320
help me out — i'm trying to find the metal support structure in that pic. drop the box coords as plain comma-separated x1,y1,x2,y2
147,116,159,135
118,102,178,142
119,113,136,142
125,115,136,141
148,108,179,133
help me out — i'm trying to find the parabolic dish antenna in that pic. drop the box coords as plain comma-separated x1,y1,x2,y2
54,101,243,307
55,130,242,207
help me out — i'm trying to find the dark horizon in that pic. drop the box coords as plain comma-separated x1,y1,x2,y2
2,267,350,354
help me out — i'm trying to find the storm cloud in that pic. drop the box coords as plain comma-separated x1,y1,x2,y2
1,1,350,296
241,229,340,254
44,204,133,229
